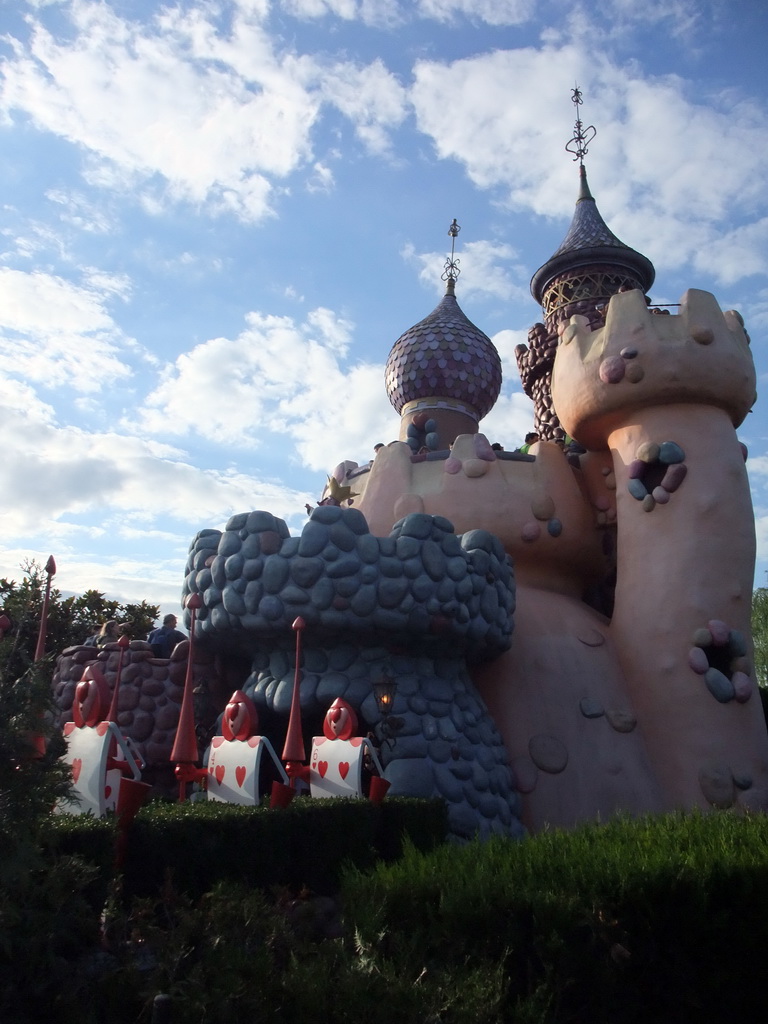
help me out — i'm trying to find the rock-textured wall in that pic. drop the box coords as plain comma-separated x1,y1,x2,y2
183,505,523,839
244,642,524,840
183,505,514,657
52,640,222,793
51,507,523,837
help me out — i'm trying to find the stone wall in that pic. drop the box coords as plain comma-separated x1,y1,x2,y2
52,640,222,794
182,506,523,838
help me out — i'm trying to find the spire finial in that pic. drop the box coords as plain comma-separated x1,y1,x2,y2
565,85,596,165
442,218,461,284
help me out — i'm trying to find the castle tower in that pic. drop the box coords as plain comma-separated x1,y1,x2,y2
384,220,502,453
518,88,655,441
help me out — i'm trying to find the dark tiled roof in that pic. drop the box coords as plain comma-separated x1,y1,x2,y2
385,284,502,419
530,166,655,303
551,198,627,256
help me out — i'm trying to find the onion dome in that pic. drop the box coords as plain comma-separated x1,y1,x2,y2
530,164,655,314
385,276,502,421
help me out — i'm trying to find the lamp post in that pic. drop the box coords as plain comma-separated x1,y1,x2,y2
170,593,206,801
372,675,404,754
33,555,56,662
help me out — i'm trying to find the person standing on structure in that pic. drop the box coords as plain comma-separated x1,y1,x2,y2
148,614,186,659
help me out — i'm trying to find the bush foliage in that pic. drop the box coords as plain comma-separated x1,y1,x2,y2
62,795,448,900
2,587,768,1020
0,559,159,677
8,809,768,1024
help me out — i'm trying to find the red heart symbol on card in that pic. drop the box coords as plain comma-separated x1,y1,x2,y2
215,765,225,785
318,761,328,778
104,785,111,800
350,736,363,747
338,762,350,780
211,737,224,749
235,766,246,788
96,722,109,736
248,737,260,748
71,758,82,783
64,722,75,737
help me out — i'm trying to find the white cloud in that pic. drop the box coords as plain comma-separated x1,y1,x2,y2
281,359,395,469
0,542,170,611
744,288,768,333
746,456,768,479
0,267,133,391
317,58,408,155
80,268,132,300
0,372,315,536
44,188,113,234
409,47,768,286
543,0,703,45
306,161,335,193
2,1,415,217
491,327,530,381
479,390,536,449
279,0,402,28
696,219,768,286
403,238,529,303
1,1,320,221
416,0,534,26
0,217,72,265
130,305,394,470
282,0,535,26
280,0,358,17
411,48,580,201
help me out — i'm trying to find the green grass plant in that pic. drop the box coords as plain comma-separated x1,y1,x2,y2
342,810,768,1023
7,809,768,1022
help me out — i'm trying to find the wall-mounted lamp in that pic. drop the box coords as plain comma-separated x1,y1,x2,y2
372,675,404,752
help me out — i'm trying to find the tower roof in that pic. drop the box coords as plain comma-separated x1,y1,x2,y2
530,164,655,304
385,277,502,420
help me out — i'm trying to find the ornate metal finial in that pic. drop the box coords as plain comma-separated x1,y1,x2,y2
442,218,461,282
565,85,596,164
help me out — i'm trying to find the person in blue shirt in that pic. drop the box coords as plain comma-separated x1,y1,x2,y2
148,614,186,659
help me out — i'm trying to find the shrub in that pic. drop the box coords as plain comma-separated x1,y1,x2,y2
120,796,447,899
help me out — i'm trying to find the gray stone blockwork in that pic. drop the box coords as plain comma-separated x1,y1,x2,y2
183,506,523,839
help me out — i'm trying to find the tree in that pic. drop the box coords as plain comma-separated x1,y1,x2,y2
0,560,161,678
751,588,768,688
120,600,163,641
0,607,106,1020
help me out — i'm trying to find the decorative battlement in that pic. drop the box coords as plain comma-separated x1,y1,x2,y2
182,507,515,659
551,288,755,449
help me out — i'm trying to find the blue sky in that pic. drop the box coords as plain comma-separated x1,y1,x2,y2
1,0,767,624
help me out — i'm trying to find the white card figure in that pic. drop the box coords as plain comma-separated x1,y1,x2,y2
58,723,143,816
57,665,144,817
308,698,385,800
207,735,288,805
206,690,288,806
59,721,120,816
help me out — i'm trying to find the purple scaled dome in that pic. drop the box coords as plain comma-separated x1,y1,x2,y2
385,279,502,420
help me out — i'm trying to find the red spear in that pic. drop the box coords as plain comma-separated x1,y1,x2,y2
170,593,206,801
107,633,131,725
282,616,307,785
33,555,56,662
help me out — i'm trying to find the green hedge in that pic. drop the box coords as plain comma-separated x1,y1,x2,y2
342,810,768,1023
19,809,768,1023
119,795,448,898
2,815,116,1022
